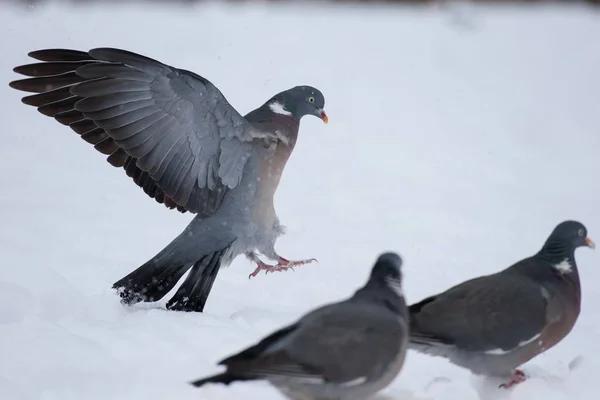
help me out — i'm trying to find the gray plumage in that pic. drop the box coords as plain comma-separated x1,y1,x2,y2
9,48,328,312
190,252,409,400
408,220,594,387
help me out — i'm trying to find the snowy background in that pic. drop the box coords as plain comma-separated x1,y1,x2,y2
1,1,599,399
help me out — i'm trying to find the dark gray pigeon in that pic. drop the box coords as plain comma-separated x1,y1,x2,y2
9,48,328,313
190,252,409,400
408,220,594,388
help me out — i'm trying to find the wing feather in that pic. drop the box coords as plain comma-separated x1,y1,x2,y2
218,304,406,384
10,47,258,215
409,273,548,352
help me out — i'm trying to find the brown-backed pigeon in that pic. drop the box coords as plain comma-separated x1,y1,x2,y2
408,220,594,388
9,48,328,313
190,252,409,400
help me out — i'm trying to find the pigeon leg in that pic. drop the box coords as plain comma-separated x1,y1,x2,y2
246,252,280,279
246,252,317,279
499,369,527,389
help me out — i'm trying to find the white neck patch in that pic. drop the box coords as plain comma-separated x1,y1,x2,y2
553,258,573,274
269,101,292,116
385,277,404,297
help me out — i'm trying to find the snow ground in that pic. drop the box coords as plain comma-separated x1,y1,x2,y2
1,1,599,399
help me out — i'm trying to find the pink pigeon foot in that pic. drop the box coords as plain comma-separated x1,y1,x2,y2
248,257,317,279
499,369,527,389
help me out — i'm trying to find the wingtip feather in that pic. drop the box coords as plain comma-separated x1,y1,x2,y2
27,49,91,62
8,80,20,90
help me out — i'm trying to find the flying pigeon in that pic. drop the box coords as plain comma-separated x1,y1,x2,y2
9,48,328,312
408,220,594,388
190,252,409,400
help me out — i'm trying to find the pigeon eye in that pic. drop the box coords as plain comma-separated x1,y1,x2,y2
578,228,584,237
307,96,315,103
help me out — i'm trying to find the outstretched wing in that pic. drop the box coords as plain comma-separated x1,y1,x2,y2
9,48,258,216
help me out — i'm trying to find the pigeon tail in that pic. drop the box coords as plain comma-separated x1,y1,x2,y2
112,246,231,313
190,372,255,387
407,297,453,348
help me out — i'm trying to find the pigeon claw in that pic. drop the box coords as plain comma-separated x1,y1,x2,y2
248,257,317,279
278,257,318,267
499,369,527,389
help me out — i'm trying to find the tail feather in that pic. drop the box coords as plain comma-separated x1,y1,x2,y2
112,246,231,313
112,260,192,305
166,249,227,312
408,296,457,357
408,318,456,358
190,372,254,388
409,333,448,346
408,336,456,359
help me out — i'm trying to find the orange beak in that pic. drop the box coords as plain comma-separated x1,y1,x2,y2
585,237,595,249
319,109,328,124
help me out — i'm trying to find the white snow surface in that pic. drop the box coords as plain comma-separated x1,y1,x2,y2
1,2,599,399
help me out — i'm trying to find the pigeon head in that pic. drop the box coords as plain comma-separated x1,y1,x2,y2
351,252,407,316
538,220,595,268
268,86,328,124
545,220,595,251
367,252,404,297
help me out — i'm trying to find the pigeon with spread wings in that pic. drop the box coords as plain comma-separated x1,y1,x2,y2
9,47,328,312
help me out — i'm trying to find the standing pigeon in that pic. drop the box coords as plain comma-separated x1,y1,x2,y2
190,252,409,400
408,220,594,388
9,48,328,313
